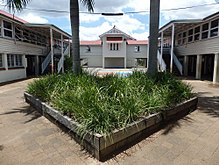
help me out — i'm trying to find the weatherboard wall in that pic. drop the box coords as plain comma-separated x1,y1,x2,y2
127,44,148,67
175,36,219,56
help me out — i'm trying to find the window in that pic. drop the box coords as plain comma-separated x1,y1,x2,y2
3,20,13,38
201,23,209,39
110,43,119,51
15,26,23,41
135,46,140,52
182,32,187,44
7,54,23,68
0,54,3,67
136,58,147,67
188,29,194,42
177,33,182,45
23,29,31,42
86,46,91,52
194,26,200,41
210,19,218,37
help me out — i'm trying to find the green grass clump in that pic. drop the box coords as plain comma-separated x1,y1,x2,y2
27,71,193,135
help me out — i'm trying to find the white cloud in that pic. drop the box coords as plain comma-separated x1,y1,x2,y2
132,32,149,40
104,15,145,34
19,13,48,24
80,22,111,40
80,13,102,23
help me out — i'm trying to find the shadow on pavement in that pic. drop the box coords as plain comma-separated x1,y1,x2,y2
162,96,219,135
162,116,194,135
0,105,42,123
198,97,219,117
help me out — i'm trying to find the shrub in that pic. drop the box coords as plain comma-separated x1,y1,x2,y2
27,71,193,135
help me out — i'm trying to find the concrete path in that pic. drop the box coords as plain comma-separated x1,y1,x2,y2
0,79,218,165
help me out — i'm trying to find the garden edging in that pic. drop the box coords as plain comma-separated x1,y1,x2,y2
24,92,198,161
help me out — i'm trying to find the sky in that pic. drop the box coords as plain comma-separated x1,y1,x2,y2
0,0,219,40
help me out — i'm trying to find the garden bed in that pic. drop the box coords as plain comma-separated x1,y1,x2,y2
24,92,198,161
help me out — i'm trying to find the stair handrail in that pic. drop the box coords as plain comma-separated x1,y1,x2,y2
157,50,166,72
168,49,183,75
81,58,88,66
57,55,64,73
57,46,70,73
41,50,51,74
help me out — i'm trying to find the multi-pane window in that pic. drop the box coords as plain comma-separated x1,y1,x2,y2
182,32,187,44
210,19,219,37
194,26,200,41
3,20,13,38
15,26,23,41
135,46,140,52
110,43,119,51
0,54,3,68
188,29,194,42
201,23,209,39
177,33,182,45
7,54,23,68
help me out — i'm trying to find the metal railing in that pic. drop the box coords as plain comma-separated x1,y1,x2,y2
157,50,166,72
168,48,183,75
41,50,51,74
57,46,70,73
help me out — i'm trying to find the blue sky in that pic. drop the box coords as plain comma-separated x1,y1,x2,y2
1,0,219,40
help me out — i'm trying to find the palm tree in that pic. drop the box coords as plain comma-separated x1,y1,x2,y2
4,0,94,75
147,0,160,75
70,0,94,75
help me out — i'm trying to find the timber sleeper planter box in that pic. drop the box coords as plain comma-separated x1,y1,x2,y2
24,92,198,161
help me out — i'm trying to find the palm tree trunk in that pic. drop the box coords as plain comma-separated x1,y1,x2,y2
147,0,160,75
70,0,81,75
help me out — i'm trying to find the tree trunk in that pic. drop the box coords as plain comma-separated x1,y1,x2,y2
147,0,160,75
70,0,81,75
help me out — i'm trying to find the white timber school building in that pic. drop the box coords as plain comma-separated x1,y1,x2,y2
0,10,71,83
80,26,148,69
159,11,219,84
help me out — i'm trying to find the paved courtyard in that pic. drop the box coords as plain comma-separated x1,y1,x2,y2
0,78,219,165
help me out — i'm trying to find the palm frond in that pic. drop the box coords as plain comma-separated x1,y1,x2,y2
4,0,30,12
80,0,94,12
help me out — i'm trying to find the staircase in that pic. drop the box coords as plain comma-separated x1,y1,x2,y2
41,45,70,74
160,47,183,75
41,51,51,74
57,46,70,73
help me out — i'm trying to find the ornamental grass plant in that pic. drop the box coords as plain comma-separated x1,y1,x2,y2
27,71,193,135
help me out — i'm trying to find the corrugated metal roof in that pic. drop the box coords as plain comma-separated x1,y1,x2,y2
127,40,148,45
80,40,102,45
0,9,28,24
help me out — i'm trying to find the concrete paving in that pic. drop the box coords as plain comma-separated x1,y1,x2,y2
0,79,218,165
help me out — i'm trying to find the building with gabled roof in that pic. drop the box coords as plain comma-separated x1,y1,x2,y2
80,26,148,68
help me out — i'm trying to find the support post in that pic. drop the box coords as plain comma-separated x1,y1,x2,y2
50,28,54,74
68,38,71,57
160,31,164,71
35,55,39,75
61,34,64,73
170,24,175,73
213,53,219,84
3,53,8,70
196,54,202,79
184,56,188,76
102,57,105,68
